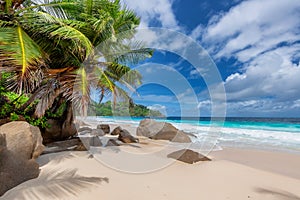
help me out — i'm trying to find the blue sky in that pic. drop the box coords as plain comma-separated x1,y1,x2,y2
118,0,300,117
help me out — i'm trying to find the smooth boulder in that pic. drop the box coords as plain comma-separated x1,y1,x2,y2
106,139,120,146
0,134,40,196
97,124,110,134
118,129,139,143
78,127,93,132
167,149,211,164
111,126,122,135
43,138,87,154
43,119,77,143
91,129,105,136
0,121,44,159
136,119,191,143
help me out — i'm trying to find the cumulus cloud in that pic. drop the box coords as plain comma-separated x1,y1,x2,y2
147,104,166,111
120,0,179,29
225,46,300,102
193,0,300,115
203,0,299,58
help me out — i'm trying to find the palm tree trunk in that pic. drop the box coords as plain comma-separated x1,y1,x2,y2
61,101,76,139
19,86,43,110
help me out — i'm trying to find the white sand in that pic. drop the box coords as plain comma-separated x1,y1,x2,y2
1,142,300,200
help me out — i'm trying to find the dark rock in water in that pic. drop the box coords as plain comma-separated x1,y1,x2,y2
97,124,110,134
0,134,40,196
91,129,105,136
136,119,191,143
106,139,120,146
0,121,44,160
78,127,93,132
118,129,139,143
167,149,211,164
111,126,122,135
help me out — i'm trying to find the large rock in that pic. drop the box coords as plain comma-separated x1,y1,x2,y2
97,124,110,134
111,126,122,135
136,119,191,143
0,121,45,160
44,119,77,143
118,129,139,143
106,139,120,147
43,138,87,154
0,134,40,196
78,127,93,132
167,149,211,164
44,119,62,141
91,129,105,137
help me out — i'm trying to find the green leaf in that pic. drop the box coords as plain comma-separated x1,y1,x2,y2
0,26,44,94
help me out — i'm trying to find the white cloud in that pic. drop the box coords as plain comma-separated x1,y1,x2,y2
292,100,300,108
135,94,175,103
201,0,300,61
225,73,246,82
147,104,166,111
194,0,300,113
121,0,179,30
190,24,204,40
204,0,299,39
197,100,211,109
225,48,300,101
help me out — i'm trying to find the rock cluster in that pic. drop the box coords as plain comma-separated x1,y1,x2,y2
77,124,139,149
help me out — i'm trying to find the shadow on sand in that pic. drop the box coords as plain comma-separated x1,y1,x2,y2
255,188,300,200
1,167,109,200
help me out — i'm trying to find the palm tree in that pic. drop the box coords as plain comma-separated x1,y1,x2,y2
0,0,152,141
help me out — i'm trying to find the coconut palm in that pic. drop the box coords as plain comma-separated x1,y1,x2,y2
0,0,152,140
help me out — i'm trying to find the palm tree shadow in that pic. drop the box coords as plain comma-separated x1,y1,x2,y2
1,168,109,200
255,188,300,200
37,152,76,167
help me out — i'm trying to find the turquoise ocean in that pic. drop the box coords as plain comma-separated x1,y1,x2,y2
90,116,300,154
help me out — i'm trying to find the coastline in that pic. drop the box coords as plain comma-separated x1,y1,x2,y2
2,120,300,199
2,146,300,200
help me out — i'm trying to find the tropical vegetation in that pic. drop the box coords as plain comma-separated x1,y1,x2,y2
92,101,164,117
0,0,152,140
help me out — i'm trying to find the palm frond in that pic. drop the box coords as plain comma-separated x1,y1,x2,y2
0,26,44,94
50,24,93,58
70,68,95,117
34,78,60,117
1,168,108,200
113,7,140,34
20,11,93,62
16,0,79,16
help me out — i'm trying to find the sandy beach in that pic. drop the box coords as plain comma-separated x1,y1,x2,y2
1,124,300,200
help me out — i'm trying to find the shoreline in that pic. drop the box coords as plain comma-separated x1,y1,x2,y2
87,117,300,155
2,121,300,199
2,146,300,200
81,118,300,155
